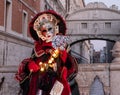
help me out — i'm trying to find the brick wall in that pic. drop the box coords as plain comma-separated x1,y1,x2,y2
12,0,22,33
0,0,4,26
12,0,40,35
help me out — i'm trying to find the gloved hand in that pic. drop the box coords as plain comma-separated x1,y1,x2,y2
28,61,39,72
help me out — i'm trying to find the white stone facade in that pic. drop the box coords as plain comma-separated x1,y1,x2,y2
0,32,33,95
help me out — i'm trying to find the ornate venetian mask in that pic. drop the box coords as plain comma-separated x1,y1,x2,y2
33,14,59,42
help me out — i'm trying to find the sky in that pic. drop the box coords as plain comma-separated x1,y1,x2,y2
84,0,120,9
90,40,106,51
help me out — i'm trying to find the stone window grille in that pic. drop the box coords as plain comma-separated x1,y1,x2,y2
105,22,111,28
81,23,87,29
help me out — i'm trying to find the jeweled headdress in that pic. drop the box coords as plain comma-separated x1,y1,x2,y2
29,10,66,41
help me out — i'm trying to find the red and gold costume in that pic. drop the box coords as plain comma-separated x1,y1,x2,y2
15,10,78,95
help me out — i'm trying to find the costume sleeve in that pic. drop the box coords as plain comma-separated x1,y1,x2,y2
60,67,71,95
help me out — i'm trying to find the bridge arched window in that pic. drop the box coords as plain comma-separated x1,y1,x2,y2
90,76,105,95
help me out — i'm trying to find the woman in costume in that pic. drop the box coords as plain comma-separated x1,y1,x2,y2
15,10,78,95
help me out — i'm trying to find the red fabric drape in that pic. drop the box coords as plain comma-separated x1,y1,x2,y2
61,67,71,95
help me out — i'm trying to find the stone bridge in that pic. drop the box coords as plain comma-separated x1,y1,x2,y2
66,2,120,44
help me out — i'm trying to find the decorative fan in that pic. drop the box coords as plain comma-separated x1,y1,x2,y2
52,35,70,50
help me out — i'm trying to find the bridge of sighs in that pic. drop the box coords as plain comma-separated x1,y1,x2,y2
66,2,120,95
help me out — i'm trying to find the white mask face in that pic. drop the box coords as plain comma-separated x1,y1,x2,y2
33,14,59,42
38,22,55,42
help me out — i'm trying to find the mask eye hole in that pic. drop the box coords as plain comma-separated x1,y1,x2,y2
48,27,52,31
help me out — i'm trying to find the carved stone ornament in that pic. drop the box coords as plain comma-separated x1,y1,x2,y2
111,41,120,63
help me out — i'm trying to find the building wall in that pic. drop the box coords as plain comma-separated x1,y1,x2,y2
107,42,114,63
0,0,40,94
0,0,4,26
41,0,66,17
69,0,85,13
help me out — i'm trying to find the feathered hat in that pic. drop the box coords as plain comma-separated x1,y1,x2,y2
29,10,67,41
